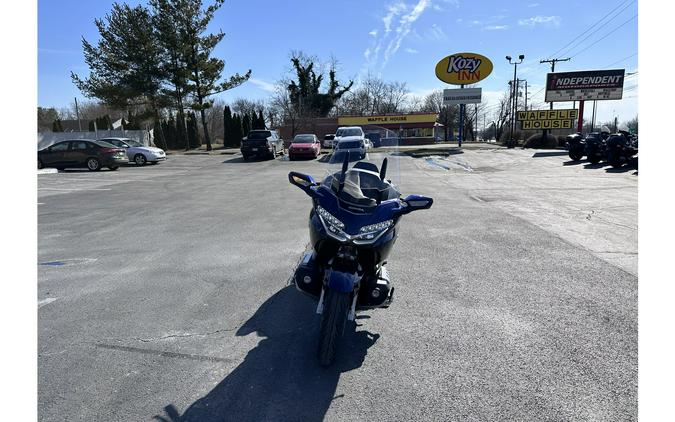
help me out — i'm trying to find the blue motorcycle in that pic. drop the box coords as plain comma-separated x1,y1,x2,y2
288,152,433,365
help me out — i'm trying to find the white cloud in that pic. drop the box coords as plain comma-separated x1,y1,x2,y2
528,2,540,7
484,25,508,30
425,24,447,41
369,29,378,37
248,78,276,93
518,15,561,26
405,48,419,54
382,1,407,33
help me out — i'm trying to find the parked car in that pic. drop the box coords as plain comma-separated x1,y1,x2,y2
334,126,366,145
240,130,284,160
288,134,321,160
38,139,127,171
365,132,381,148
99,137,166,165
334,138,366,161
323,133,336,148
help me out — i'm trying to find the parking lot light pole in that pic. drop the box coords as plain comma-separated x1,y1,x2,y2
506,54,524,147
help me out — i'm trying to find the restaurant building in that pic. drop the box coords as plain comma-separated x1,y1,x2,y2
277,112,442,146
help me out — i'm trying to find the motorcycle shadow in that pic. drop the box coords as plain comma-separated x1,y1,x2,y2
154,286,379,422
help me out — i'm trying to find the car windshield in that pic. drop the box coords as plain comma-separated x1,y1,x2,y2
247,131,271,140
125,140,142,147
336,128,362,137
293,135,315,143
337,141,361,149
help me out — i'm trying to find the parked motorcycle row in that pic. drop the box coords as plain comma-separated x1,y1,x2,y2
565,126,638,169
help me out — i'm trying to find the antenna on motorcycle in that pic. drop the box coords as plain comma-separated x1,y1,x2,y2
380,157,388,181
338,152,349,194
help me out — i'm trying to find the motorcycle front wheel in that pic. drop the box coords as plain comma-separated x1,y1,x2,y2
317,289,350,366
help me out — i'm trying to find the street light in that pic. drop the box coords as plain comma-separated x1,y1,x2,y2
506,54,525,147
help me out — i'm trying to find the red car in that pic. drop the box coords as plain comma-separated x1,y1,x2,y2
288,134,321,160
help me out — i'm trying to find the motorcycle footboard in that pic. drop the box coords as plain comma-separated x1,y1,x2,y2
293,252,323,299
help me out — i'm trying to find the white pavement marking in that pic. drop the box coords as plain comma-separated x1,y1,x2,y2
38,169,59,174
38,297,59,308
38,188,112,191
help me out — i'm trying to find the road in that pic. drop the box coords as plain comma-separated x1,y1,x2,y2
38,148,637,421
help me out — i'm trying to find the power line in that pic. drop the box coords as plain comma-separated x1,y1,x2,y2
556,0,637,58
545,0,635,60
570,14,637,59
604,52,638,68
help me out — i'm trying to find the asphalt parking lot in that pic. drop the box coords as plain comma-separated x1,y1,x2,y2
38,148,637,421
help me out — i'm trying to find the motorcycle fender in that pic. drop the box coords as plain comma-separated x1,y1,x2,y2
327,270,357,293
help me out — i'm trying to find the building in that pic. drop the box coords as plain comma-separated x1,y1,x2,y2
277,112,442,146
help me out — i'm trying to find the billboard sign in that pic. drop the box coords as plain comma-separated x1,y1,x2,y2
435,52,493,85
517,108,578,130
442,88,482,105
545,69,625,102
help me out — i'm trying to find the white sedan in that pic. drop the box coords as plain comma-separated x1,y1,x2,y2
100,137,166,165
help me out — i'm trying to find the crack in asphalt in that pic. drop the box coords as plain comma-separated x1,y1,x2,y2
130,328,236,343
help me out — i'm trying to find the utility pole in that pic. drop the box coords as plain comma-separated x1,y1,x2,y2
540,57,570,138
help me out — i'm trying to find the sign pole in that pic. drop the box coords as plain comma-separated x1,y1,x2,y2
458,84,464,147
577,100,584,133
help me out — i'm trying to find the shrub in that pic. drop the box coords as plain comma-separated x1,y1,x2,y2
523,133,558,149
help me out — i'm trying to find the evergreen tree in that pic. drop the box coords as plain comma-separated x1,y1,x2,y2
223,105,233,147
52,119,64,132
232,113,243,146
258,109,266,129
186,112,199,149
242,112,251,137
153,120,168,149
71,3,166,120
176,115,187,150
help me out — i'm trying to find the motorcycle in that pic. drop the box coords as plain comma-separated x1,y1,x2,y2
585,127,610,164
288,150,433,366
606,129,638,168
565,133,585,161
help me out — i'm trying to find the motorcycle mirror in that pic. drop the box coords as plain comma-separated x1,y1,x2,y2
398,194,433,215
380,157,388,181
338,151,349,194
288,171,317,195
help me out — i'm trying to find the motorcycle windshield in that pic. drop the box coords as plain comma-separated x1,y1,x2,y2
323,141,401,211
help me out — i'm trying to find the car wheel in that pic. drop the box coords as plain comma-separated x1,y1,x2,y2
108,166,119,171
87,158,101,171
134,154,147,166
38,159,43,169
242,154,249,161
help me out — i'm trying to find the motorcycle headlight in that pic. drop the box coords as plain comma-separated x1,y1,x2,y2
355,220,393,241
359,220,393,234
316,205,345,231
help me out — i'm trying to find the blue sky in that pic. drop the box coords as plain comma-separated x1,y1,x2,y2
38,0,638,123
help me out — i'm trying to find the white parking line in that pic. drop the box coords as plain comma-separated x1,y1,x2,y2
38,297,59,308
38,188,112,191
